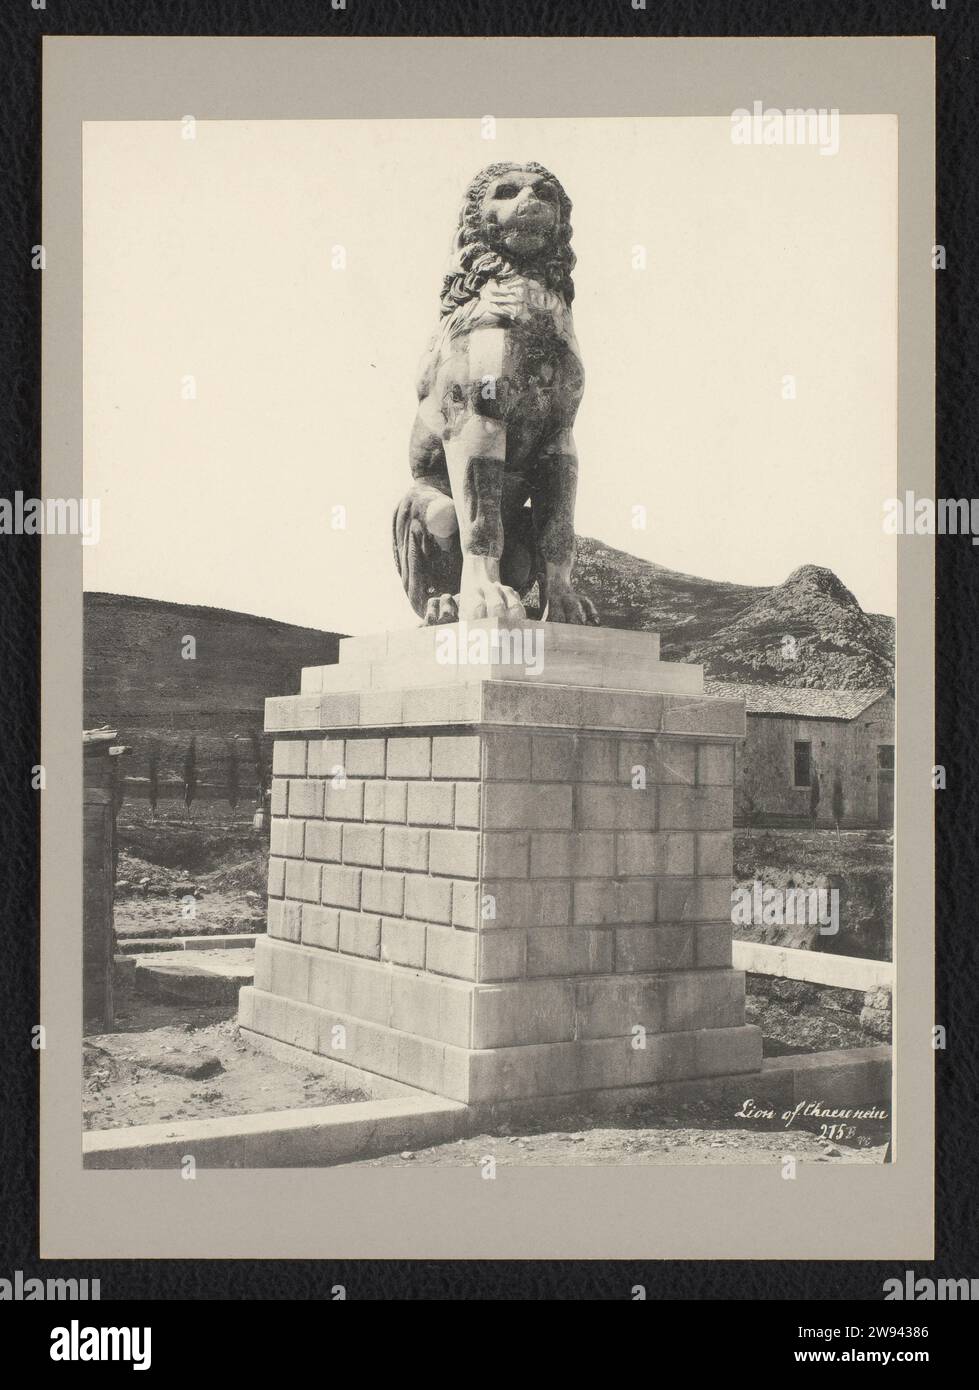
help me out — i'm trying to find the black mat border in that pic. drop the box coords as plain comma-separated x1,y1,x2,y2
0,0,975,1302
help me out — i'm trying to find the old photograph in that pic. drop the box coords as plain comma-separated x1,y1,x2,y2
79,111,897,1173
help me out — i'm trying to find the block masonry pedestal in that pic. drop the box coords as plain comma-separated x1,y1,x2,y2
238,622,762,1105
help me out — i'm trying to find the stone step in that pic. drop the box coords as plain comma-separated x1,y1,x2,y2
117,933,259,955
253,936,745,1047
266,685,743,736
338,621,661,666
240,985,762,1104
302,654,702,697
134,949,255,1005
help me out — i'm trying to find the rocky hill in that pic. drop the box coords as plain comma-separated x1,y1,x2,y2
571,537,761,647
682,563,894,689
573,540,893,690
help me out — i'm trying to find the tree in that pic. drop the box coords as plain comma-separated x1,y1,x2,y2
832,773,844,845
250,729,269,805
182,736,198,812
737,765,763,837
226,736,240,813
809,764,821,832
147,741,160,816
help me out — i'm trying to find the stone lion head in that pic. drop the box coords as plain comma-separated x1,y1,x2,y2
439,162,576,318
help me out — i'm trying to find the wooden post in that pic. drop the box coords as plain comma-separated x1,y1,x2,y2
82,730,128,1031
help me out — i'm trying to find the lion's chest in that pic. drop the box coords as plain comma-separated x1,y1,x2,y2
434,299,584,442
506,310,583,406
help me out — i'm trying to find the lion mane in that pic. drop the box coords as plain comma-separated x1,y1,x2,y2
439,161,576,318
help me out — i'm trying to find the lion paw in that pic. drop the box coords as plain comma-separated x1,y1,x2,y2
546,588,600,625
459,582,526,622
423,594,460,626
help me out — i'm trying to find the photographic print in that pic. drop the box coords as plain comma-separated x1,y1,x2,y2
79,113,896,1170
34,34,937,1263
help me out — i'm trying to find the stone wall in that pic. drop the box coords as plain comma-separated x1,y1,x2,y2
736,694,895,828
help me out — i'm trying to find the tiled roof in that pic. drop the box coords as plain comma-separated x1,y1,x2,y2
703,681,890,721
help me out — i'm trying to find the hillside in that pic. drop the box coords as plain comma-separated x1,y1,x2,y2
573,540,893,690
571,536,762,647
682,563,894,689
84,593,344,799
84,592,343,731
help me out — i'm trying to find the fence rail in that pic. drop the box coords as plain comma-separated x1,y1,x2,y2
121,775,264,802
733,940,892,992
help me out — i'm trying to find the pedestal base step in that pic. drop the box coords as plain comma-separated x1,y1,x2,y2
239,984,762,1105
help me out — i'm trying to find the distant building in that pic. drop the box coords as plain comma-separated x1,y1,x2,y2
705,681,895,829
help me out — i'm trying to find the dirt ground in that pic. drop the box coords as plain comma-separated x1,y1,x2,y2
113,891,264,939
86,998,889,1162
87,978,890,1161
84,984,369,1131
111,810,269,939
113,850,267,940
93,814,890,1158
736,827,893,876
734,827,892,960
347,1124,887,1167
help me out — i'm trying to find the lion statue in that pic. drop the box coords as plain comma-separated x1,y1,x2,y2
392,161,599,626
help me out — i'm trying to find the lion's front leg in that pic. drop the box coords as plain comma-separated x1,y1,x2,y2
393,477,464,623
533,431,599,625
443,414,526,622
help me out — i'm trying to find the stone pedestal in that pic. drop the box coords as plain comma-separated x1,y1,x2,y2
238,623,762,1105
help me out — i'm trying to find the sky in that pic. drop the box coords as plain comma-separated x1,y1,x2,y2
83,115,897,633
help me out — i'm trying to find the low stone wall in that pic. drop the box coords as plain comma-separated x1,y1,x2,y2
747,974,892,1043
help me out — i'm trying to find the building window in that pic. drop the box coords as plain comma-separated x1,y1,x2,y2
877,744,895,771
793,740,812,788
